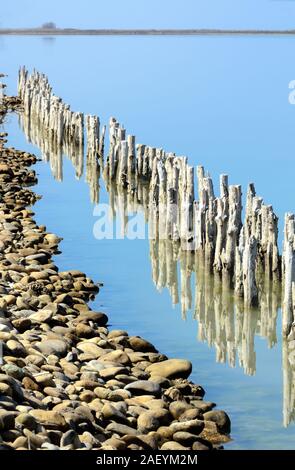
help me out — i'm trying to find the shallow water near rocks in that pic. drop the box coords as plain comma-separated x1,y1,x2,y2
2,35,295,449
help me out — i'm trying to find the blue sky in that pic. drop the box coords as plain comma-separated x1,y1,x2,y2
1,0,295,29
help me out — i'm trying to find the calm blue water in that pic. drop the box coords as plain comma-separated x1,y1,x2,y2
2,35,295,449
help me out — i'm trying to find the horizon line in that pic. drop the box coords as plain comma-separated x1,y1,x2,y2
1,27,295,36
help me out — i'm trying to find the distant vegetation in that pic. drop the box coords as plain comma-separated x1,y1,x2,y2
41,22,57,29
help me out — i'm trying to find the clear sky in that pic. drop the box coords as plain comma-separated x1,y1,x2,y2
1,0,295,29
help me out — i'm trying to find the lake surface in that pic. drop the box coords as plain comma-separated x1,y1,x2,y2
2,35,295,449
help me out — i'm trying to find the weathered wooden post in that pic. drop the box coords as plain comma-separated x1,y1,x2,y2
213,174,229,272
223,185,242,278
282,213,295,336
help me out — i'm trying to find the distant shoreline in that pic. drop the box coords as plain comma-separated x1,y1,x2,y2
1,28,295,36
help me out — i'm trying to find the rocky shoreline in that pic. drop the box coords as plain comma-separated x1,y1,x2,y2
0,96,231,451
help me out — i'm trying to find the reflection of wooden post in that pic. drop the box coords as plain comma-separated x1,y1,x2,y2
241,307,258,376
243,235,258,307
149,239,159,287
157,161,167,241
166,165,179,241
282,339,295,427
157,240,167,291
117,140,128,188
167,240,179,306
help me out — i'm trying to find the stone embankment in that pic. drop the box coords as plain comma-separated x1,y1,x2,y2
0,100,230,451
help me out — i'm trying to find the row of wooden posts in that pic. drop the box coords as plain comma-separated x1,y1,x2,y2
18,67,295,337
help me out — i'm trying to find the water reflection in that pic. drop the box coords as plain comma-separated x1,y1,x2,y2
19,111,295,429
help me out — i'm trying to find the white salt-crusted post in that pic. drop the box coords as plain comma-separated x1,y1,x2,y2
127,135,136,174
117,140,128,188
282,213,295,336
136,144,145,179
223,185,242,276
213,174,229,272
99,125,106,162
157,160,167,241
181,165,194,250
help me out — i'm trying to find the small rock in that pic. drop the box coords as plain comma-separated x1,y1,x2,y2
106,422,138,436
161,441,189,450
146,359,192,379
101,403,128,424
128,336,157,352
169,418,204,435
203,410,231,434
137,411,160,433
6,339,26,357
125,380,161,397
15,413,37,430
169,401,193,419
29,410,67,430
29,309,53,324
35,339,68,358
173,431,200,446
0,410,16,431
